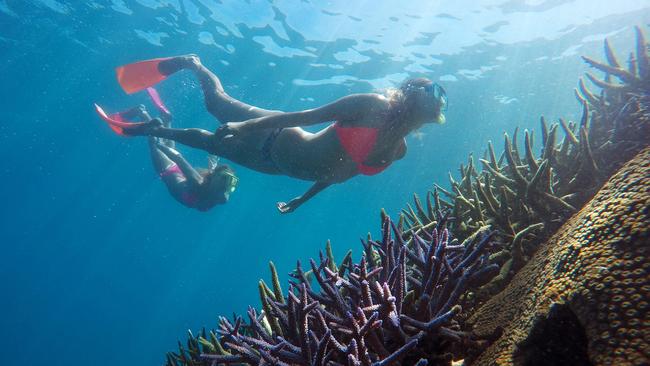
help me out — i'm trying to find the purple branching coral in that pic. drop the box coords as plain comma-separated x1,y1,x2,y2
166,213,498,366
399,26,650,298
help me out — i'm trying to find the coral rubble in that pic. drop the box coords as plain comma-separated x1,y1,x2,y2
466,146,650,366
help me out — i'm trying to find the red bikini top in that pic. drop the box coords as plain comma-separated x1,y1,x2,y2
333,122,391,176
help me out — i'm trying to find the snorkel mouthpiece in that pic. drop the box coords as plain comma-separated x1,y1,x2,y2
425,83,447,112
425,83,447,124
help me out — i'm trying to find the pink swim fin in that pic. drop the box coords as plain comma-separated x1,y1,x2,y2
146,87,170,115
93,104,147,136
115,57,172,94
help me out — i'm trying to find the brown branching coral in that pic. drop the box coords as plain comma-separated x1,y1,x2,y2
166,216,498,366
400,26,649,296
466,146,650,366
578,26,650,168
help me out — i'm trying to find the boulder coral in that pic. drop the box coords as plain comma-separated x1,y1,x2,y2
466,146,649,366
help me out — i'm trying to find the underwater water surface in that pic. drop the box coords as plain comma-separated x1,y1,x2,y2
0,1,648,365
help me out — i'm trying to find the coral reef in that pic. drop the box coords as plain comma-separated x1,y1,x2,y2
164,27,649,366
400,26,650,296
166,216,499,365
466,146,650,366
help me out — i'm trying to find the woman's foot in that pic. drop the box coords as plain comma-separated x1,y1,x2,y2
158,54,201,75
120,104,148,121
123,118,164,136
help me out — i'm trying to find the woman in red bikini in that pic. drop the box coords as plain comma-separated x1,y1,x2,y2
96,87,238,212
100,55,447,213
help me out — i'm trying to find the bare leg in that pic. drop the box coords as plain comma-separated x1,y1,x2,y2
150,56,286,174
158,55,281,123
120,106,175,173
148,137,175,174
144,124,280,174
158,108,174,148
147,125,219,155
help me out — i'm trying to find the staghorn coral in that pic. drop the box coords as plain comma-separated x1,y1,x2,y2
466,146,650,366
578,26,650,171
166,216,499,366
164,27,649,365
399,26,649,296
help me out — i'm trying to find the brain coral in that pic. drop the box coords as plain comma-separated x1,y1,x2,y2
466,146,650,366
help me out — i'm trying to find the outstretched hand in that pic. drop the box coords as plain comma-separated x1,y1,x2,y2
277,182,330,214
277,198,302,214
215,122,246,139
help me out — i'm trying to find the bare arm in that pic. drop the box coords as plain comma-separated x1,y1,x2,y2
155,142,203,187
277,181,332,214
220,94,381,136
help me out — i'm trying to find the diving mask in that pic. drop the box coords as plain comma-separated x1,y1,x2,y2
223,171,239,193
423,83,447,112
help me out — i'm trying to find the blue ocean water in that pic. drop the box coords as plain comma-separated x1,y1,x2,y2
0,1,647,365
